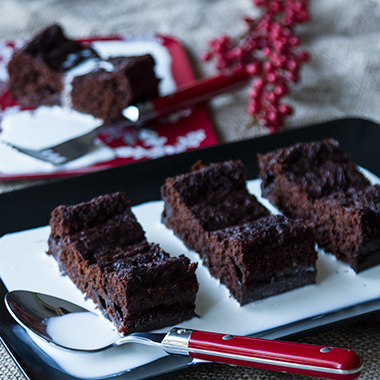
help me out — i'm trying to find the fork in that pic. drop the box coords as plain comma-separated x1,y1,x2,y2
2,125,111,165
1,70,250,165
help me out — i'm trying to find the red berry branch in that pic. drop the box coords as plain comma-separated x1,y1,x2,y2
201,0,310,132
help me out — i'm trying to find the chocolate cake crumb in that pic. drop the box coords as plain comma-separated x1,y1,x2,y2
258,138,380,273
47,192,198,334
161,160,317,305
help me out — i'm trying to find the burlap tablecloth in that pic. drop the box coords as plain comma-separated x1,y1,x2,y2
1,1,380,379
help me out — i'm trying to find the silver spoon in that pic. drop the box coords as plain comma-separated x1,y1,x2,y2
5,290,362,379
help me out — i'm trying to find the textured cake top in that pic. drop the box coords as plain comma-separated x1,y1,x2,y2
92,242,197,299
320,184,380,211
211,214,312,244
95,243,168,273
49,191,197,284
163,160,270,231
49,192,145,240
258,138,370,199
167,160,249,203
90,242,196,294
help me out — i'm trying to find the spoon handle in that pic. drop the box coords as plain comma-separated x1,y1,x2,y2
162,328,362,380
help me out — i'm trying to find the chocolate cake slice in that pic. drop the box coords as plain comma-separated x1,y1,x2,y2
161,160,317,305
258,138,380,273
47,192,198,334
7,24,160,122
70,54,159,123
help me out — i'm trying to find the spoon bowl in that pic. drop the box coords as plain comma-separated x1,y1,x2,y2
5,290,363,379
5,290,165,352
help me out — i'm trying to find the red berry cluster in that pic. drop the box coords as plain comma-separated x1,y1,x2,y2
201,0,310,132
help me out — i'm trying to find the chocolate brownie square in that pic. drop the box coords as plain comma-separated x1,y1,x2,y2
161,160,317,305
47,192,198,334
258,138,380,272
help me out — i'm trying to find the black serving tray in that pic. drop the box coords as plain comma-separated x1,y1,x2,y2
1,117,380,380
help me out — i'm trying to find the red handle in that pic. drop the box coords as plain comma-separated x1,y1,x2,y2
148,69,250,119
188,330,362,380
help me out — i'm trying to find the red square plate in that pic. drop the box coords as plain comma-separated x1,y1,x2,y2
0,34,218,180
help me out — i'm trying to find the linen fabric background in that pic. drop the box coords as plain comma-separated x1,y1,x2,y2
2,0,380,142
1,0,380,379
